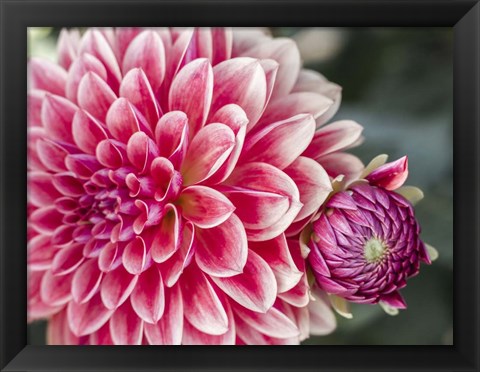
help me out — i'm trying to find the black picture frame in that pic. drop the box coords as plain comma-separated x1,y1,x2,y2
0,0,478,371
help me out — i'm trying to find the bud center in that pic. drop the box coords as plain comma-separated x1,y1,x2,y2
364,238,388,263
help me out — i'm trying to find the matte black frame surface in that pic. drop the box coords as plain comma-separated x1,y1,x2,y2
0,0,478,371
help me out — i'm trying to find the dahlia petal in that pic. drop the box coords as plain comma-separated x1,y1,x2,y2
161,222,195,287
183,299,235,345
127,131,160,173
150,204,181,263
278,274,309,307
30,206,64,234
100,265,138,309
195,213,247,277
303,120,364,159
29,58,67,96
71,108,109,155
57,29,80,70
48,309,80,345
28,127,48,171
231,28,270,56
185,28,213,62
365,156,409,190
181,123,235,185
319,152,364,182
242,38,300,99
249,235,302,293
28,271,64,320
66,53,108,104
240,114,315,169
360,154,389,178
96,139,126,169
65,154,102,179
120,68,161,129
41,94,77,143
284,156,332,221
122,30,166,92
180,185,235,229
180,265,229,335
40,270,73,306
292,69,342,126
89,322,114,345
52,172,84,197
211,249,276,312
28,235,58,271
114,27,143,62
130,265,165,324
98,242,122,272
258,92,333,128
234,303,299,338
212,28,233,65
326,191,358,210
211,57,267,130
169,58,213,136
205,104,249,184
36,139,69,172
308,290,337,335
380,291,407,309
259,59,279,109
28,90,45,127
50,243,84,276
153,114,188,170
329,294,353,319
122,236,148,275
234,314,297,345
28,171,62,207
67,293,114,337
77,72,117,121
105,98,142,143
144,284,183,345
79,29,122,92
71,258,103,304
109,300,144,345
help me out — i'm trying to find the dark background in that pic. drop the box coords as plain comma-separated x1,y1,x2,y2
28,27,453,345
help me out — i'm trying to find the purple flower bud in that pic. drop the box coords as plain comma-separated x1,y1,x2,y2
308,182,430,309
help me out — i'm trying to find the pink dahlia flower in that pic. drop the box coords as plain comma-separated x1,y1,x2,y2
305,155,438,316
27,27,342,344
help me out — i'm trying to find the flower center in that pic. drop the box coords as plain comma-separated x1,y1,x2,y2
364,237,388,263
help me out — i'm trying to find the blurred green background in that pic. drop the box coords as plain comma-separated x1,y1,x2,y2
28,27,453,345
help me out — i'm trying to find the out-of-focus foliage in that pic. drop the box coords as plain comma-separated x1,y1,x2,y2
28,27,453,346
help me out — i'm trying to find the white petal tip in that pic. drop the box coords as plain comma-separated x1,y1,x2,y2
379,301,399,316
426,244,439,262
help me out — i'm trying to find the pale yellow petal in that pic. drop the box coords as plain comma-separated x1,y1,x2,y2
360,154,388,178
396,186,424,205
426,243,439,262
379,301,399,316
329,294,353,319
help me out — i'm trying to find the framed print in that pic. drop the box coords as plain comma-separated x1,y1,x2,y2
1,0,479,371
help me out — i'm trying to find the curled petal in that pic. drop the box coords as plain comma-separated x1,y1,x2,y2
96,139,126,169
169,58,213,136
122,30,166,92
149,204,181,263
240,114,315,170
36,139,69,172
365,156,409,190
127,131,160,173
40,270,73,306
195,213,247,277
122,236,148,275
144,284,183,345
180,185,235,229
130,265,165,324
211,249,277,313
180,264,229,335
65,154,102,179
181,123,235,185
28,235,58,271
29,58,67,96
109,300,144,345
